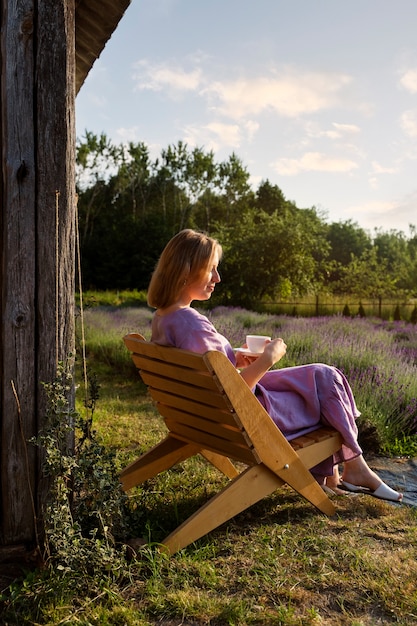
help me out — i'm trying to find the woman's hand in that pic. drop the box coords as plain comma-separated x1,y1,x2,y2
263,338,287,365
234,347,259,368
239,338,287,389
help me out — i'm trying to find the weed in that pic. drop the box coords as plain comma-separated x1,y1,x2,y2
0,360,136,624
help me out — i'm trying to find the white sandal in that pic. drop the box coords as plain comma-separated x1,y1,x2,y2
340,480,403,502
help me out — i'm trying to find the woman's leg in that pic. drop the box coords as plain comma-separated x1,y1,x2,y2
341,455,402,500
324,457,402,501
324,464,347,495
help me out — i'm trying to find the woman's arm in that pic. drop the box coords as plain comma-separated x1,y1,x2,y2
238,338,287,389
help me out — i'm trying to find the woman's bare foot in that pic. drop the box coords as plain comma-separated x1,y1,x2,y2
324,466,346,495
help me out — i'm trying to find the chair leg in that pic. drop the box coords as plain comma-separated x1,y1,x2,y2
120,436,200,491
161,464,285,554
272,456,336,516
199,449,240,478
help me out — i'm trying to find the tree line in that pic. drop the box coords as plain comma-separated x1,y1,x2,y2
76,132,417,310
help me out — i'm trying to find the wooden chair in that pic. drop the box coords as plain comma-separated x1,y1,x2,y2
122,333,343,554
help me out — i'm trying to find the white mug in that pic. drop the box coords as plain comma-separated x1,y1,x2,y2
246,334,271,353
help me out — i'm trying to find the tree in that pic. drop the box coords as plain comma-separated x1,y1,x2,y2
328,219,371,265
114,141,153,220
373,228,415,293
215,208,328,309
338,248,399,316
160,142,218,231
326,220,371,284
255,180,292,217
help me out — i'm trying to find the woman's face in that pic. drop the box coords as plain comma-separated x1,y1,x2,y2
183,249,221,303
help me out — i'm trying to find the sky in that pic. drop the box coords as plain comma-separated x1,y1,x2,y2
76,0,417,235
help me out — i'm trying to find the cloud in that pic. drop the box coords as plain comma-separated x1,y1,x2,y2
331,122,361,135
182,119,260,152
115,126,141,142
399,69,417,93
271,151,358,175
400,109,417,137
183,122,242,152
203,71,352,119
132,59,353,120
132,59,202,94
368,162,399,192
348,191,417,232
244,120,260,141
304,121,360,140
348,200,398,227
370,161,398,175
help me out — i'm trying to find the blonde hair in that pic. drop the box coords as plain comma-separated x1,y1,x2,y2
147,229,222,309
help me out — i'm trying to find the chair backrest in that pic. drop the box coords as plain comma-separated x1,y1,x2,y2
124,333,261,466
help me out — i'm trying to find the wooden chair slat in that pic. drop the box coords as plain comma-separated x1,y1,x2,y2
291,428,339,449
143,374,230,408
125,334,205,369
150,389,241,428
159,406,249,444
164,420,258,465
131,354,218,389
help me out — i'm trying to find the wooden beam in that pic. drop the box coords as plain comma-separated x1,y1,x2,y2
0,0,37,545
0,0,76,547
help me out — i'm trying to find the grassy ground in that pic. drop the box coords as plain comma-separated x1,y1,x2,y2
71,369,417,626
1,371,416,625
2,307,417,625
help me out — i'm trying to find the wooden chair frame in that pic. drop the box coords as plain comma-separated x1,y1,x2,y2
122,333,343,554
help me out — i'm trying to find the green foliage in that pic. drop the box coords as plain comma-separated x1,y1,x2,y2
2,360,134,623
76,132,417,304
39,363,129,571
76,289,148,308
213,207,329,308
327,219,372,267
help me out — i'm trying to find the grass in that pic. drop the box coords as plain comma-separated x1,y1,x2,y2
35,385,417,626
2,306,417,625
78,305,417,454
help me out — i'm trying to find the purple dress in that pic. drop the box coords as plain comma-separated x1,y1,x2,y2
151,307,362,477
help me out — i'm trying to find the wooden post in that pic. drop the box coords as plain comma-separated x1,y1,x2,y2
0,0,76,554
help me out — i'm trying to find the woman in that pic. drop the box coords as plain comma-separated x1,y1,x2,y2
148,229,402,502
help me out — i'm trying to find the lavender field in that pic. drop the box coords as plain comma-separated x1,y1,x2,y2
78,306,417,456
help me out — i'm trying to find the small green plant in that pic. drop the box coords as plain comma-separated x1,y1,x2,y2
0,359,134,623
39,361,130,575
388,434,417,458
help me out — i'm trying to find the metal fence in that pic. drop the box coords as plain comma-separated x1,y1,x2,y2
263,299,417,321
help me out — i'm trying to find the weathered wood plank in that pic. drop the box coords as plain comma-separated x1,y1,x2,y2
35,0,76,529
0,0,76,547
0,0,37,545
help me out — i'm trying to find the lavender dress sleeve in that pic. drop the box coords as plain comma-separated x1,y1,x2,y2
151,307,236,364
